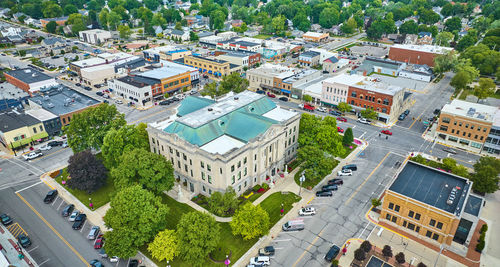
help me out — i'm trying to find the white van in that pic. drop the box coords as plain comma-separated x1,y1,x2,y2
282,219,305,231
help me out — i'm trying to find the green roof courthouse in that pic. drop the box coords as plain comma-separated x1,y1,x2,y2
147,91,301,196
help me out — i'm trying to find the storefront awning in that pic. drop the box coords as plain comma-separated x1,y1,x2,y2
281,89,291,94
9,132,48,148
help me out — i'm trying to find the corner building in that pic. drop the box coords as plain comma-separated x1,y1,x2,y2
147,91,300,196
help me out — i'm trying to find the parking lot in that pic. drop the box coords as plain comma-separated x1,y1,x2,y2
349,45,389,58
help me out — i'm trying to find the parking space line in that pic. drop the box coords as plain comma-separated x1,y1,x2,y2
38,259,50,266
57,200,64,210
14,181,43,194
15,192,90,267
51,196,59,206
27,245,39,252
80,220,87,233
274,239,291,242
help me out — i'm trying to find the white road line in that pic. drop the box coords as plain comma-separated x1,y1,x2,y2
274,239,291,242
37,259,50,266
57,200,64,210
359,131,366,139
357,221,371,239
27,245,39,252
14,181,43,194
5,158,43,176
274,247,284,249
366,225,378,240
51,196,59,206
79,220,87,233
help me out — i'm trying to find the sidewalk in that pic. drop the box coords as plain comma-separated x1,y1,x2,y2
0,225,37,267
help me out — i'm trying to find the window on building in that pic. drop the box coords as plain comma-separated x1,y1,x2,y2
429,219,436,227
201,162,204,168
351,91,357,97
395,205,400,212
189,159,192,165
184,164,188,172
183,153,187,160
201,172,205,180
407,222,415,231
238,184,241,191
208,175,212,184
238,161,241,168
408,211,414,218
403,220,407,227
176,150,179,157
254,164,257,172
426,230,432,238
203,186,206,192
232,175,235,184
169,147,173,153
386,214,391,220
432,233,439,241
244,157,247,164
177,161,180,168
190,170,193,177
388,203,394,210
33,127,37,133
391,216,397,223
207,164,211,171
231,165,235,172
471,125,474,130
244,167,247,176
415,213,421,220
440,125,448,131
442,117,450,123
436,222,443,229
238,171,241,180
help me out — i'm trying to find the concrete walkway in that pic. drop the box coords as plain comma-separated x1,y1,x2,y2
0,225,37,267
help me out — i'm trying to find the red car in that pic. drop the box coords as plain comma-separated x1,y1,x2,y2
94,234,104,249
267,92,276,98
381,130,392,135
337,127,344,133
337,117,347,122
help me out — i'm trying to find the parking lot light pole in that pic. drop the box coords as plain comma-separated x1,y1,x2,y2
299,171,305,196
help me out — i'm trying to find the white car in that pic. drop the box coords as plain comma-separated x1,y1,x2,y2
69,211,80,222
109,256,119,263
357,118,370,124
115,99,123,104
250,256,270,266
39,144,52,151
298,103,304,109
62,141,68,148
317,107,327,113
299,207,316,216
23,151,43,160
337,169,353,176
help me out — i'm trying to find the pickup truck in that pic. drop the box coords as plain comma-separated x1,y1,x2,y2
299,103,315,112
23,151,43,160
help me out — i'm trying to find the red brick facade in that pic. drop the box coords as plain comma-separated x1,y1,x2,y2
248,53,261,66
4,73,30,94
347,86,393,114
388,47,437,67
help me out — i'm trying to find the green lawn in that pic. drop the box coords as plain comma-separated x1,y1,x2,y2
253,34,273,39
459,89,473,100
259,192,301,226
54,168,115,209
340,144,358,159
294,159,340,189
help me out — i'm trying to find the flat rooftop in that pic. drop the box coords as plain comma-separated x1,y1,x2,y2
5,68,53,84
303,31,328,38
25,108,58,121
300,51,320,58
138,66,189,80
282,69,320,84
117,75,159,87
464,195,482,216
389,161,470,216
326,73,404,96
392,44,453,54
71,57,106,68
189,55,228,64
30,85,100,115
441,99,498,123
0,109,40,131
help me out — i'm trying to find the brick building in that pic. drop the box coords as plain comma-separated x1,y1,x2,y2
215,50,261,67
381,160,483,248
302,32,329,42
388,44,453,67
40,16,68,28
4,68,58,96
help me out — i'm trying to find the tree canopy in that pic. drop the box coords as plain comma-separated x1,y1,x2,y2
101,123,149,168
67,150,108,193
230,202,270,240
471,157,500,194
148,229,179,262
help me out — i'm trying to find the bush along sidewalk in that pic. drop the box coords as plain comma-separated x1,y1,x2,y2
476,223,488,253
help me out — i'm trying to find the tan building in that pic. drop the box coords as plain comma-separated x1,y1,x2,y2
0,109,47,150
435,99,498,153
302,31,329,42
381,160,483,249
147,91,300,196
183,55,233,78
80,64,116,86
143,46,192,63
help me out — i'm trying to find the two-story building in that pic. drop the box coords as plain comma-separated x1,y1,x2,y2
0,109,47,151
298,51,321,67
4,68,58,96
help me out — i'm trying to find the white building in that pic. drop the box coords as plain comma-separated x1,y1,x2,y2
79,29,112,44
108,75,158,108
321,74,364,107
160,60,200,87
80,64,116,86
147,91,301,196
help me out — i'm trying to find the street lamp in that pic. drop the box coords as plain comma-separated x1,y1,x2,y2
299,171,306,196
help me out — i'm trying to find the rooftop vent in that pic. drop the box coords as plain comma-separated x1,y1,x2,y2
47,102,54,108
208,108,213,111
467,108,476,116
446,186,459,205
234,96,239,100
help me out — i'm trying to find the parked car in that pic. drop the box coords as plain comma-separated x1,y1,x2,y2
94,234,104,249
442,147,457,154
88,226,101,240
84,86,92,91
336,117,347,122
278,96,288,102
23,151,43,160
250,256,270,266
159,100,171,105
62,141,68,148
433,109,441,115
337,127,344,133
18,234,31,248
43,190,58,204
96,92,104,96
75,83,81,87
0,214,13,225
61,204,75,217
301,104,315,112
89,259,104,267
266,92,276,98
316,190,333,197
324,245,340,262
115,99,123,104
398,114,406,120
39,144,52,151
404,109,410,115
330,110,342,116
298,207,316,216
282,219,305,231
342,164,357,171
258,246,275,256
357,118,370,124
381,130,392,135
328,178,343,185
321,185,338,191
128,259,139,267
103,100,109,104
72,214,87,230
48,141,63,147
337,169,353,176
317,107,327,113
102,94,110,99
69,211,80,222
256,90,265,95
190,89,197,95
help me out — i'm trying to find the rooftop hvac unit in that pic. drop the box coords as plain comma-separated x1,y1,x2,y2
47,103,54,108
44,95,50,101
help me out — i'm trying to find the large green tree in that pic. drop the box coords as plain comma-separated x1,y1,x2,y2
341,17,357,34
64,103,126,152
219,72,248,93
177,211,220,267
450,71,470,91
118,24,132,39
471,157,500,194
230,202,270,240
361,108,378,120
104,185,169,258
473,78,496,103
435,32,454,47
460,44,500,75
42,1,63,18
319,7,339,29
101,123,149,168
67,150,108,193
207,187,238,216
148,229,179,262
111,148,175,194
456,34,478,52
399,20,418,35
444,17,461,32
45,21,57,33
433,50,458,74
342,127,354,146
337,102,351,113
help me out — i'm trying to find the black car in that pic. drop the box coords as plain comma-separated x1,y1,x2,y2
0,214,13,225
324,245,340,261
256,90,265,95
61,204,75,217
316,190,332,197
103,100,109,104
48,141,63,147
328,179,343,185
433,108,441,115
89,259,104,267
398,114,406,120
128,259,139,267
44,190,58,204
330,110,342,116
278,96,288,102
18,234,31,248
258,246,275,256
96,91,104,96
84,86,92,91
159,100,171,105
321,185,338,191
404,109,410,115
75,83,81,87
72,214,87,230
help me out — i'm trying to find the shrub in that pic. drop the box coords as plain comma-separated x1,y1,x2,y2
480,224,488,234
262,183,270,190
476,240,485,252
360,241,372,253
331,259,339,266
253,184,261,192
417,263,427,267
382,245,393,258
371,198,382,207
395,252,405,264
354,248,366,261
479,232,485,242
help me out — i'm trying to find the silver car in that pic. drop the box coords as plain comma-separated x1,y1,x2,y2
69,211,80,222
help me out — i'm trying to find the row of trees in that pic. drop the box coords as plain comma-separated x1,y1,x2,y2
200,72,249,99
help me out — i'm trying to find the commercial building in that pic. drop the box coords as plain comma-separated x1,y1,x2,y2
216,39,261,52
388,44,453,67
135,66,191,95
69,52,139,77
399,64,433,82
298,51,321,67
381,160,483,248
483,111,500,156
321,74,365,107
435,99,498,154
0,81,29,111
79,29,112,44
215,50,261,67
302,32,329,42
200,31,238,46
182,55,232,77
80,64,116,86
259,40,301,60
108,75,158,107
143,46,192,63
160,60,200,87
352,57,406,77
147,91,301,196
0,109,47,150
29,85,101,126
322,56,339,74
25,108,62,137
4,68,58,95
40,16,68,28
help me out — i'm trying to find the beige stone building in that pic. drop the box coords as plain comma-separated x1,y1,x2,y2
147,91,300,196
